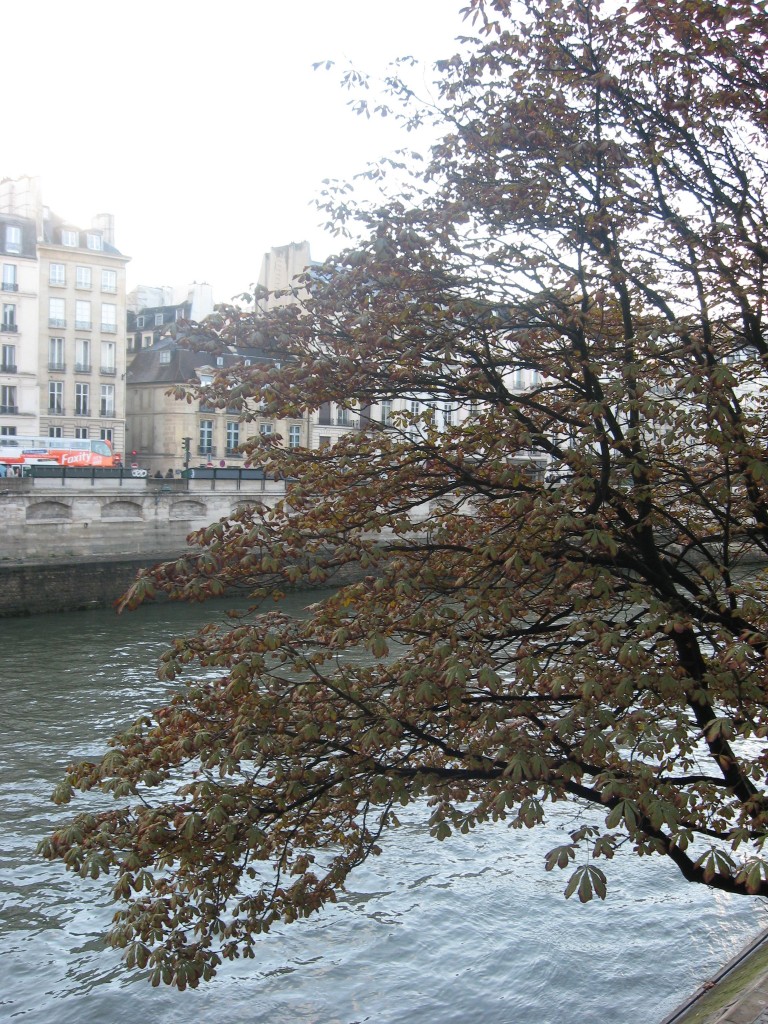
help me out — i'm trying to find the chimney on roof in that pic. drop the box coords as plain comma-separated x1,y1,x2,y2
92,212,115,246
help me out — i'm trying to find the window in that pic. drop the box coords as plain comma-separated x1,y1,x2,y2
2,303,16,331
101,269,116,293
5,225,21,254
75,266,92,289
101,303,117,333
61,229,78,247
142,333,153,348
74,427,88,439
259,423,273,436
216,356,224,367
157,349,171,365
75,300,91,330
336,405,351,426
75,338,91,372
0,426,16,436
0,385,16,414
1,344,16,372
318,435,331,448
2,264,17,291
100,384,115,417
288,424,301,448
154,313,164,326
100,427,113,443
136,315,145,327
48,381,64,414
49,337,65,371
49,426,63,438
101,341,116,373
226,421,239,453
86,233,103,250
49,263,65,286
75,382,89,416
199,419,213,455
380,399,393,425
49,297,66,328
443,403,454,428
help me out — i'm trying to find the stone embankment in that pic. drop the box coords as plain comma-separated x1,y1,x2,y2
0,472,286,617
660,928,768,1024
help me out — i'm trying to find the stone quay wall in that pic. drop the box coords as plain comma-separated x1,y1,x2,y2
0,475,288,617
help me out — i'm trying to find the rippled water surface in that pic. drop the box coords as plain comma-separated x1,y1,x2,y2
0,597,765,1024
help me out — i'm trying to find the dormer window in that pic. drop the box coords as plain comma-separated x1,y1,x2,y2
136,316,144,327
5,226,21,254
159,350,172,364
154,313,164,326
86,233,103,251
61,229,78,247
216,356,224,366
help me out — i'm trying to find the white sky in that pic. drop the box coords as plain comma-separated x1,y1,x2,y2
5,1,472,304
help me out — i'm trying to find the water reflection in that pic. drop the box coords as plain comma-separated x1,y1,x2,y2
0,597,765,1024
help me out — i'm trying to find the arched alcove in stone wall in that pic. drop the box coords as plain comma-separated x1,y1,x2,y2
101,500,143,520
170,500,207,521
26,501,72,522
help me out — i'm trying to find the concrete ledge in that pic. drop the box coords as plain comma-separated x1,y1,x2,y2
660,928,768,1024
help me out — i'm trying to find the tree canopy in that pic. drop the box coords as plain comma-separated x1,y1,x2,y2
40,0,768,989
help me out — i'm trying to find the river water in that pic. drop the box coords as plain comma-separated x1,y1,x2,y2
0,596,765,1024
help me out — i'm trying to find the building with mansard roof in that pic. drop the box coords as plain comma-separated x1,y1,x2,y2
126,335,310,476
0,176,129,455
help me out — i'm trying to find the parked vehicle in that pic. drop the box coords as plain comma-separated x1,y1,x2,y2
0,436,118,469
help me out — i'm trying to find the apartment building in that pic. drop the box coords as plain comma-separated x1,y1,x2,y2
126,337,310,476
0,211,39,435
126,282,214,364
0,176,129,455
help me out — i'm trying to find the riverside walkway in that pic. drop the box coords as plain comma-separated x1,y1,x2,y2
661,929,768,1024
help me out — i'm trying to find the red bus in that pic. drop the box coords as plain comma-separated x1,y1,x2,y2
0,436,119,469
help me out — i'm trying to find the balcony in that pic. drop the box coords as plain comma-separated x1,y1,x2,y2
1,323,18,333
48,362,66,372
48,318,66,329
100,365,116,375
74,320,92,331
1,282,18,292
74,363,92,373
101,284,117,294
225,447,242,458
1,363,17,373
75,406,90,417
0,404,18,414
99,404,115,417
197,445,216,457
101,323,117,333
48,405,65,416
336,414,360,428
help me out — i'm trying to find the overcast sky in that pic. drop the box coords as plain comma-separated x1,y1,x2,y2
5,1,471,303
